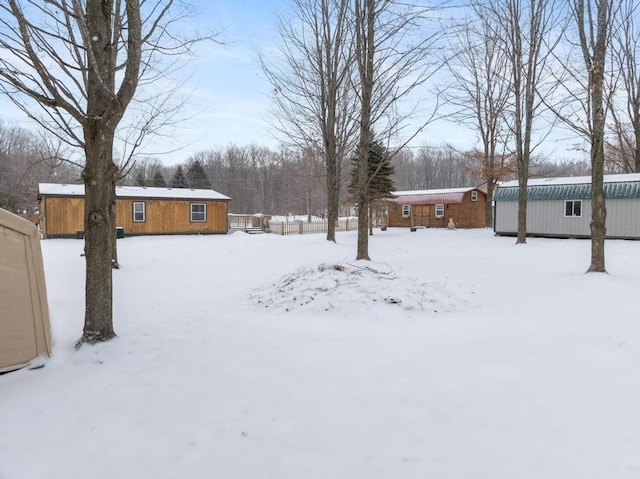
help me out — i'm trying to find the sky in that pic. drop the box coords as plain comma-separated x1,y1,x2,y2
1,227,639,478
0,0,587,167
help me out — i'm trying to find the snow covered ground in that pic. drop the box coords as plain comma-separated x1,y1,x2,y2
1,228,639,479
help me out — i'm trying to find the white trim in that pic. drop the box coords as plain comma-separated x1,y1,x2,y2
435,204,445,218
402,205,411,218
564,199,582,217
190,203,207,222
133,201,146,222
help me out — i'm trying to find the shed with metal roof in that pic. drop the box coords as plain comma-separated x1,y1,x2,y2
493,173,640,239
38,183,231,238
388,187,487,228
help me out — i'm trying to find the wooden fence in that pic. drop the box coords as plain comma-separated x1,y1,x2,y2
268,218,358,236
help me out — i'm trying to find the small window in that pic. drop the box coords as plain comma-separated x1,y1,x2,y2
402,205,411,218
133,201,145,222
565,200,582,217
471,191,478,202
191,203,206,222
435,204,445,218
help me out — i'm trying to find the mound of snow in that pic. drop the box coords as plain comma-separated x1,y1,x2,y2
249,261,476,317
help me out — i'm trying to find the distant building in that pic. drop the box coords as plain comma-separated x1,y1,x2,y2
387,187,487,228
494,173,640,239
38,183,230,238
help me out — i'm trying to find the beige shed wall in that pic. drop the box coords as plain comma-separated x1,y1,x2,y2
0,208,52,372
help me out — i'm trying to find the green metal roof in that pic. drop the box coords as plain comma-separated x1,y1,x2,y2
494,181,640,201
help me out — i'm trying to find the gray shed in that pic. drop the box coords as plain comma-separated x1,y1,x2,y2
494,173,640,239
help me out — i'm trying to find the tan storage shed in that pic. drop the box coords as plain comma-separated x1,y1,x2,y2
0,208,52,373
38,183,231,238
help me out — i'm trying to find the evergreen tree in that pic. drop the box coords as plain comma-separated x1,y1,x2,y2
186,160,211,189
171,165,188,188
152,171,167,187
349,140,395,234
348,140,395,202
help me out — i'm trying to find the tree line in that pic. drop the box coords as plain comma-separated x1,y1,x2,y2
2,119,599,219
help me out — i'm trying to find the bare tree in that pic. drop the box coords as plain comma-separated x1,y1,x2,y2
608,1,640,173
352,0,443,260
0,122,38,212
444,16,511,227
476,0,564,244
0,0,202,345
261,0,358,242
573,0,614,272
546,1,615,272
0,124,83,215
392,146,479,190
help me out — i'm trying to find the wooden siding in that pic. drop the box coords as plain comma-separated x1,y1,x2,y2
388,190,487,228
40,196,228,237
115,199,227,235
495,198,640,239
40,197,85,237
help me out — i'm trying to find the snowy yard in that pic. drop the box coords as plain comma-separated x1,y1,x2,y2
1,228,639,479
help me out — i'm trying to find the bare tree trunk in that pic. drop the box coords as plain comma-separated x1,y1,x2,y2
486,176,497,228
326,139,339,242
587,2,609,272
354,0,374,261
575,0,610,272
82,129,117,342
589,144,607,272
516,174,528,242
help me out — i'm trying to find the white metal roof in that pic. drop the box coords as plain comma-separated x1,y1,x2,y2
499,173,640,189
38,183,231,201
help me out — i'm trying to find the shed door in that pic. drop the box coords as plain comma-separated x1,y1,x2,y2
412,205,430,226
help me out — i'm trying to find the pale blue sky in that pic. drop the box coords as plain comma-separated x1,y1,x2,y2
152,0,285,162
139,0,586,165
175,0,481,162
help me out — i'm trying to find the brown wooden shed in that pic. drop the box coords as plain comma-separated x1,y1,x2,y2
38,183,230,238
387,187,487,228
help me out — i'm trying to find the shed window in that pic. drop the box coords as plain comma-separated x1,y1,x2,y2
190,203,206,222
471,191,478,202
565,200,582,217
402,205,411,218
133,202,145,222
435,204,445,218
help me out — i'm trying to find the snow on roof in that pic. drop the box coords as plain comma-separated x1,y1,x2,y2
38,183,231,201
499,173,640,189
391,187,477,205
393,187,475,196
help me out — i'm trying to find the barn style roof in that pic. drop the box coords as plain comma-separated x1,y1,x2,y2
392,187,477,205
38,183,231,201
494,173,640,201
